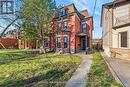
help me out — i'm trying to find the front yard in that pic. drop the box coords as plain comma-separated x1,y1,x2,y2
0,50,82,87
86,52,122,87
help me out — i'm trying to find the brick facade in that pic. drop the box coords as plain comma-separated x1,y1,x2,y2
52,4,93,53
0,38,18,49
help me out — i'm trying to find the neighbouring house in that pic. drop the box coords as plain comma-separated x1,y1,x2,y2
0,0,14,15
0,29,18,49
52,3,93,53
0,38,18,49
0,29,32,49
92,39,103,50
101,0,130,59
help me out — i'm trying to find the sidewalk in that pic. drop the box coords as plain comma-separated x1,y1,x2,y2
65,54,92,87
101,52,130,87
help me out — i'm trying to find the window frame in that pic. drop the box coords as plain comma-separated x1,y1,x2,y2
57,37,61,48
82,22,87,32
0,1,14,14
58,22,62,29
57,22,62,34
64,36,68,48
59,8,65,16
119,31,128,48
63,20,68,29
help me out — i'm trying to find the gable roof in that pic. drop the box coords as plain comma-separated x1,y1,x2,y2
100,0,130,27
80,9,89,18
54,3,91,20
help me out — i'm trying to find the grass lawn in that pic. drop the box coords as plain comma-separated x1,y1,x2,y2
0,51,82,87
86,52,122,87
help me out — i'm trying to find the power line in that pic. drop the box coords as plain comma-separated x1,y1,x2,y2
92,0,98,17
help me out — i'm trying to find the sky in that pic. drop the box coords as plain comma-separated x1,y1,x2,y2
0,0,109,39
55,0,109,39
0,0,20,33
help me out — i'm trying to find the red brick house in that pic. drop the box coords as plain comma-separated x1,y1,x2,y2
92,39,103,50
0,30,18,49
0,29,32,49
52,4,93,53
0,38,18,49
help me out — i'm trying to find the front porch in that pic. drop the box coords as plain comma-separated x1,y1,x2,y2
75,32,90,53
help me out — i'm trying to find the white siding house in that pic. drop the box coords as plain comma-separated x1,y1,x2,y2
101,0,130,59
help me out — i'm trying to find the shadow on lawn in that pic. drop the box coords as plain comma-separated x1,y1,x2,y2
0,69,69,87
0,53,58,65
0,54,37,65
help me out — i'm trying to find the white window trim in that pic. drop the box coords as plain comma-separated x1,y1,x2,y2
118,31,129,49
56,35,68,37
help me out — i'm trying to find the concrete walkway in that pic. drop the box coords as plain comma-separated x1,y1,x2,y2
101,52,130,87
65,54,92,87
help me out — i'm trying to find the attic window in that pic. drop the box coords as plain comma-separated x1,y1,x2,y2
59,8,65,16
82,22,87,32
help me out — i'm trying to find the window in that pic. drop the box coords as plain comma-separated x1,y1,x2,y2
58,22,62,29
59,8,65,16
82,22,87,32
0,1,14,14
57,31,61,34
57,37,61,48
120,32,128,48
58,22,62,34
63,20,67,29
44,38,48,47
64,37,68,48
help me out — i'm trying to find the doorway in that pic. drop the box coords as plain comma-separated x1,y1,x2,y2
82,38,86,50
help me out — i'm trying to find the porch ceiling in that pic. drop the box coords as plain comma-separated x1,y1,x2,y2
76,32,87,37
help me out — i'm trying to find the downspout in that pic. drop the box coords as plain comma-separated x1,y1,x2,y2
75,34,76,53
69,32,71,53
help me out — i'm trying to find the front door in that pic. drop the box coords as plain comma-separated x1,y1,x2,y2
82,38,86,50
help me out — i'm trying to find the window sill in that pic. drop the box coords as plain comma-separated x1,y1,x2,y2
119,47,129,49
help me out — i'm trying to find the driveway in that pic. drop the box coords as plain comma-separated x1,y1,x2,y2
101,52,130,87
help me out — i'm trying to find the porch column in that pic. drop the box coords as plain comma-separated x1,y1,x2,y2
85,36,88,50
75,35,76,53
